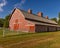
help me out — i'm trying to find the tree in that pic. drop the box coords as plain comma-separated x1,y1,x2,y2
58,12,60,25
58,12,60,19
58,19,60,25
51,18,57,23
0,18,5,27
4,14,11,28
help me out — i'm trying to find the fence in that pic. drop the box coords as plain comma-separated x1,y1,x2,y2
0,28,27,37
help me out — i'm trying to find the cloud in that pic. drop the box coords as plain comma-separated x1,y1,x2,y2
14,0,26,8
0,0,7,12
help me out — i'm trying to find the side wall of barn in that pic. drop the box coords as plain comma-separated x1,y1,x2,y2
57,27,60,31
35,24,57,32
35,25,47,32
48,26,57,32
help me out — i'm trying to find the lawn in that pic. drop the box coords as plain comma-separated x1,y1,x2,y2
0,29,60,48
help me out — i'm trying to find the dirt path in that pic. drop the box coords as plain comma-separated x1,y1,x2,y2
4,37,54,48
0,46,3,48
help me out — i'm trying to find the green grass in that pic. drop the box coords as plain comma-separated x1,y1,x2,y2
0,29,60,48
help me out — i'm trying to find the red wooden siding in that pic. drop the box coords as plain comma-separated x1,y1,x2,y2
14,24,19,30
9,9,35,32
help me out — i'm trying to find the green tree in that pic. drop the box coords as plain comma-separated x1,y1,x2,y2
58,12,60,25
58,12,60,19
51,18,57,23
0,18,5,27
58,19,60,25
4,14,11,28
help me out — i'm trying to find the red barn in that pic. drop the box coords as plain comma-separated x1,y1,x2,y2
9,8,59,32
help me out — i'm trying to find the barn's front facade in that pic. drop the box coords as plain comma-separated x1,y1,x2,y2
9,8,60,32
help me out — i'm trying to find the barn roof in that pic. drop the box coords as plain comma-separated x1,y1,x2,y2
20,9,57,25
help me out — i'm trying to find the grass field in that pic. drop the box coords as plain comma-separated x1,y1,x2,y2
0,29,60,48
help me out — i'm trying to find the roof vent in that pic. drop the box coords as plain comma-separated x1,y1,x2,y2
28,9,32,14
45,16,49,19
37,12,43,17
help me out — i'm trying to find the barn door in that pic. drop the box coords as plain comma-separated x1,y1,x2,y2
29,26,35,32
14,24,19,30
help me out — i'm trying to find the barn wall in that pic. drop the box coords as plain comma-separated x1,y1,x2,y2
35,25,57,32
9,9,35,32
9,9,25,31
35,25,47,32
48,26,56,32
23,20,35,32
57,27,60,31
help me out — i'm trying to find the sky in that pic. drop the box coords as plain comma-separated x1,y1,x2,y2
0,0,60,19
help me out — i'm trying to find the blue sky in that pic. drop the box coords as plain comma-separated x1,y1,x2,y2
0,0,60,19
